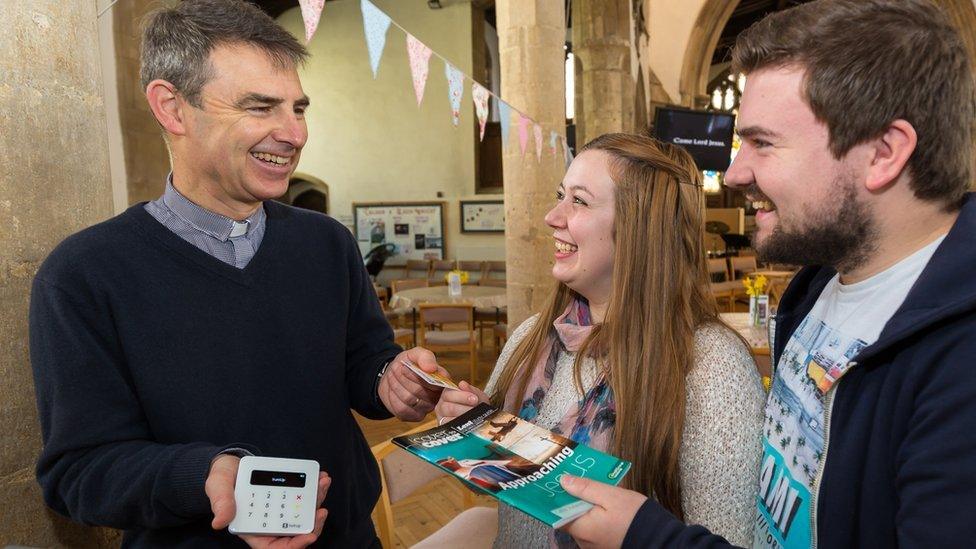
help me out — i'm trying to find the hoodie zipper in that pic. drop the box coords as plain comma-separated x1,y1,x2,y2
810,361,853,548
809,389,832,549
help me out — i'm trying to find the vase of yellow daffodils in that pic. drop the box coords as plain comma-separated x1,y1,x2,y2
743,274,769,327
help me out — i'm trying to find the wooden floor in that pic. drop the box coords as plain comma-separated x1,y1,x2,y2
356,344,501,549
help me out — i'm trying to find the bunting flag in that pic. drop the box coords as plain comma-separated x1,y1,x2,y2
445,63,465,126
518,114,530,156
498,100,512,149
472,83,491,140
406,34,432,106
355,0,567,167
298,0,325,43
533,124,543,162
361,0,392,78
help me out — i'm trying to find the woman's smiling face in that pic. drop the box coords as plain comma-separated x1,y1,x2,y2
544,150,616,306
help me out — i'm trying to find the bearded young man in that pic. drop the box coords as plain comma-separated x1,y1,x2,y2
29,1,448,546
558,1,976,548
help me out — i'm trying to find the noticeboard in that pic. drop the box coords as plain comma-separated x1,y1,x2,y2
353,202,445,263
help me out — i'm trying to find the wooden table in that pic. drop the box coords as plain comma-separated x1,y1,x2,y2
720,312,770,355
721,312,773,379
389,285,506,309
748,269,796,279
390,285,507,344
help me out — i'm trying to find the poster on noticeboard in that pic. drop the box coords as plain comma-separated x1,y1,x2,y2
353,202,445,264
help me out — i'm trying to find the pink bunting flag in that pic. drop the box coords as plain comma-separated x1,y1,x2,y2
472,83,491,141
533,124,543,162
518,114,530,156
298,0,325,43
406,35,433,107
550,131,559,156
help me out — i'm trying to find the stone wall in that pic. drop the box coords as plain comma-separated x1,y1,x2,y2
0,2,119,546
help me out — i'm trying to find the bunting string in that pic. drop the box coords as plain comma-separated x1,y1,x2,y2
357,0,570,162
96,0,572,163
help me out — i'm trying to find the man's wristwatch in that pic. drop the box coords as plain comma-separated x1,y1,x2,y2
374,359,393,403
377,360,392,382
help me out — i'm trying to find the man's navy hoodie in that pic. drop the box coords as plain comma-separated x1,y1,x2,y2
623,194,976,547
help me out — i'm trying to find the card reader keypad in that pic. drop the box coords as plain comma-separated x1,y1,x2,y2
229,456,319,536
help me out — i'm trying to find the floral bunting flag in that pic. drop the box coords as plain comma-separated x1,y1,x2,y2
445,62,465,126
298,0,325,43
472,83,491,140
498,100,512,149
563,137,575,167
518,114,530,156
549,131,559,156
406,34,432,106
361,0,392,78
533,124,543,162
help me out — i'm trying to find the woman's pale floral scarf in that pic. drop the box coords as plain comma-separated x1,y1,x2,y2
501,298,617,548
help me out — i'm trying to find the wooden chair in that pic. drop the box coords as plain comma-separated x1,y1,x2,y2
390,279,429,329
474,267,505,344
418,304,478,384
428,259,457,286
729,255,759,307
402,259,432,280
457,260,485,285
492,323,508,350
371,419,496,549
391,278,429,294
708,258,737,312
385,310,414,348
475,305,507,348
481,261,506,285
707,257,731,282
729,255,758,281
373,283,389,311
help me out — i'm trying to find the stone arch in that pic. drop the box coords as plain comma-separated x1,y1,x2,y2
285,172,330,214
678,0,738,108
679,0,976,109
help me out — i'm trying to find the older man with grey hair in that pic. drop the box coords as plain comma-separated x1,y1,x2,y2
29,1,449,546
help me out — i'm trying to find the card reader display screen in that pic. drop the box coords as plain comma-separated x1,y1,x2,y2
250,470,307,488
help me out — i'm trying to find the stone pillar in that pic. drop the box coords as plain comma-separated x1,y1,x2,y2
496,1,566,328
0,2,118,546
572,0,635,146
114,0,174,205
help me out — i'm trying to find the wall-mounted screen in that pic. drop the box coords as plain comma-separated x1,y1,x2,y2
653,107,736,171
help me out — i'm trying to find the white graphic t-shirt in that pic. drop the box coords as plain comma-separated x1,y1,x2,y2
753,235,945,549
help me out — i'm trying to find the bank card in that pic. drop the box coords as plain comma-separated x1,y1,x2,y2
401,360,459,390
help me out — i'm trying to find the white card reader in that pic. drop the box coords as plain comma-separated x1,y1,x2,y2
229,456,320,536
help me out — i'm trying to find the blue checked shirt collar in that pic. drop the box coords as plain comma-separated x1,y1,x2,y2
161,174,265,242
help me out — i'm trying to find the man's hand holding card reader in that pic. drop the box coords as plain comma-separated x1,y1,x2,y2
221,456,324,539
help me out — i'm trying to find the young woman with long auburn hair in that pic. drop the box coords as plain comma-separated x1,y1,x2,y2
436,133,765,547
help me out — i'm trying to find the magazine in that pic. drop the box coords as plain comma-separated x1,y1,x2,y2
392,403,631,528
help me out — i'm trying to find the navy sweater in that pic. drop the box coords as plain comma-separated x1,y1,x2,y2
30,202,400,547
623,194,976,548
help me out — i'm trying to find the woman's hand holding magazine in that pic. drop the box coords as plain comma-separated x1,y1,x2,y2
434,381,490,425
